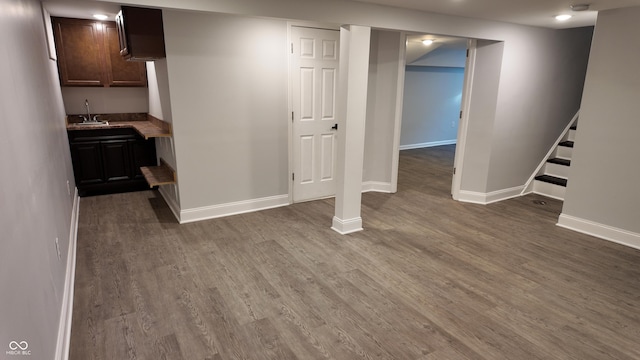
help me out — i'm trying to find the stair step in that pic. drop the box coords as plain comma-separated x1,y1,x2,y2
559,140,574,148
547,158,571,166
533,180,566,201
535,175,567,187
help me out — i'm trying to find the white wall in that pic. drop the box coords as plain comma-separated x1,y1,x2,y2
163,10,289,210
363,29,403,185
0,0,76,358
400,66,464,148
560,8,640,241
61,87,148,115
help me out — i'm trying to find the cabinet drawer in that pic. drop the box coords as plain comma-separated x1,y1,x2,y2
68,128,137,142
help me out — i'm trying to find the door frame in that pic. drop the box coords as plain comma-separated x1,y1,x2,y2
451,39,477,200
389,37,477,198
287,22,341,204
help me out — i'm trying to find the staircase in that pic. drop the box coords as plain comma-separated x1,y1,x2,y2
532,122,577,200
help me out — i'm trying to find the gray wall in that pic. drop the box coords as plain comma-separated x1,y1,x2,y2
562,8,640,233
147,0,593,208
0,0,76,358
461,27,592,194
400,66,464,148
484,26,593,192
61,87,149,115
364,30,403,184
163,10,289,210
460,40,503,192
409,46,467,67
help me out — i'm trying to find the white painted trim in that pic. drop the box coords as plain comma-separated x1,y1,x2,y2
331,216,363,234
362,181,392,193
458,185,524,205
287,22,295,205
457,190,486,204
485,185,525,204
557,214,640,251
179,195,289,224
390,31,407,194
55,188,80,360
451,39,477,201
399,139,457,151
522,110,579,194
158,186,181,223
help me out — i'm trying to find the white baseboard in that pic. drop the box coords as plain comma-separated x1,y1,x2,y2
331,216,363,235
180,194,289,224
158,185,181,223
458,185,525,205
362,181,392,193
55,188,80,360
399,139,456,151
557,214,640,251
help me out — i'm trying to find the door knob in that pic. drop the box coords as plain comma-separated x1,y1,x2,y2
331,123,338,130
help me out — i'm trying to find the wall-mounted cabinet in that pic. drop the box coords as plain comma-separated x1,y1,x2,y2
115,6,166,61
52,17,147,87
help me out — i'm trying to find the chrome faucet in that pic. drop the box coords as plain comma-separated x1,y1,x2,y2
84,99,91,122
79,99,101,123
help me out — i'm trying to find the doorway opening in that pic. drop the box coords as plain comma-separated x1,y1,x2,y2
396,34,474,198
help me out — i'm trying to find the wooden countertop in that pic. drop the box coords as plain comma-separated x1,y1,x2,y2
67,114,171,140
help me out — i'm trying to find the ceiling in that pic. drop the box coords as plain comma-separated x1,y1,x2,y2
405,34,467,64
44,0,640,28
44,0,121,20
352,0,640,29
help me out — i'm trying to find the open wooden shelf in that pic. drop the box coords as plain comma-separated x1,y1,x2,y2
140,158,176,187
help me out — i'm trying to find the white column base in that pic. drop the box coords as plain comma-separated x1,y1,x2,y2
331,216,363,235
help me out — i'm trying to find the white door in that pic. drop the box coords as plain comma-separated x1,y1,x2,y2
291,26,340,202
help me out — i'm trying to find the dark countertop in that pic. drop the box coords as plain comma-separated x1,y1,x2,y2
66,114,171,140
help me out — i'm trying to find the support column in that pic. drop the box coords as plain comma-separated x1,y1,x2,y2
332,25,371,235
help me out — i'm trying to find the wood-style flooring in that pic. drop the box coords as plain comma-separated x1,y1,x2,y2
70,145,640,359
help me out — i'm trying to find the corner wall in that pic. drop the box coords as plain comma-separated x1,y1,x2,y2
0,0,77,358
560,8,640,247
162,10,289,214
363,29,403,188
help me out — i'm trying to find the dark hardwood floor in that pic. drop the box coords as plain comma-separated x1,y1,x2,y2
70,145,640,359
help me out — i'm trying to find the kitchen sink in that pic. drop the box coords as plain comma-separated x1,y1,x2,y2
76,121,109,126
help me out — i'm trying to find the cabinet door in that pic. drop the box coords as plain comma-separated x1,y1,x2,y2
53,18,105,86
101,140,133,182
129,139,157,180
70,141,105,185
103,22,147,87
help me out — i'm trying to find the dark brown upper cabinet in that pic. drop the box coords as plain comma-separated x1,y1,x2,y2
115,6,166,61
52,17,147,87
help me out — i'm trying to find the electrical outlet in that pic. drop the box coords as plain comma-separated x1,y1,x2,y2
55,237,61,260
451,120,456,128
66,180,71,196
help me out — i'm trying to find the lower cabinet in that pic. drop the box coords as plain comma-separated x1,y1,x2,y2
68,128,157,196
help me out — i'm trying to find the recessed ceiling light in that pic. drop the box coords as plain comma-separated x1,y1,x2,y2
93,14,109,20
555,14,573,21
571,4,590,12
422,39,434,46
